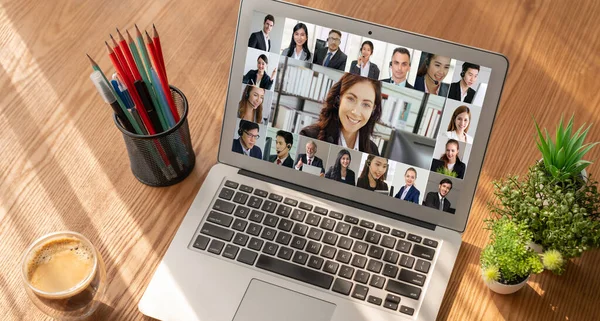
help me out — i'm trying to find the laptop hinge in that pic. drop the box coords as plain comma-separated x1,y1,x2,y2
239,169,436,231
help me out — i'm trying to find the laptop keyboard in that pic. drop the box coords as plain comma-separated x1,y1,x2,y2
191,180,439,317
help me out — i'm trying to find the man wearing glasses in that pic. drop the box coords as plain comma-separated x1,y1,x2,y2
232,120,263,159
312,29,348,71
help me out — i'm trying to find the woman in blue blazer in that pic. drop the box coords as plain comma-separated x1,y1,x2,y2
394,167,421,203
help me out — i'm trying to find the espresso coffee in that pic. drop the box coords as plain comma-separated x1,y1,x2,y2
26,237,99,312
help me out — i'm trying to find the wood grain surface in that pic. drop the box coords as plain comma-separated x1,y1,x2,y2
1,0,599,320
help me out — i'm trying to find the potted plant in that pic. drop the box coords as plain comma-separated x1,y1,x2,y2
489,115,600,273
480,217,562,294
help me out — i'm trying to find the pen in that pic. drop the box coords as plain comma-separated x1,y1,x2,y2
90,71,135,133
111,78,148,135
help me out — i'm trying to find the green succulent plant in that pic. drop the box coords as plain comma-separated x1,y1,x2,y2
436,166,458,178
535,115,598,181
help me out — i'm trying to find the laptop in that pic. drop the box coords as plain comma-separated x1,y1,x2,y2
139,0,508,320
303,164,324,176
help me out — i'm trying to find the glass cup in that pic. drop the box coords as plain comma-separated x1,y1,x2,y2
21,231,107,320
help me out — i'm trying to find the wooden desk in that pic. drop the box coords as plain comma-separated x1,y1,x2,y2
1,0,599,320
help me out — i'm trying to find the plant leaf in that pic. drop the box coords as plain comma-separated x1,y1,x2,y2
556,147,566,169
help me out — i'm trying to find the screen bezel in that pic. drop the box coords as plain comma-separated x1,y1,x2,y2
218,0,509,233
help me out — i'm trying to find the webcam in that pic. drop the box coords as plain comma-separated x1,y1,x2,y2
368,31,372,35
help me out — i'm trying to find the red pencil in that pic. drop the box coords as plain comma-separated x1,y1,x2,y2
117,28,142,82
152,24,168,83
145,31,180,122
110,34,132,85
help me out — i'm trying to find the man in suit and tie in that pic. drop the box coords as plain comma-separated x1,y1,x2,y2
312,29,348,71
448,62,479,103
423,178,453,213
294,140,325,175
232,120,262,159
381,47,414,89
269,130,294,168
248,14,274,52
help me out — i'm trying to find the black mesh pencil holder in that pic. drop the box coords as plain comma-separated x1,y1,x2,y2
114,86,195,187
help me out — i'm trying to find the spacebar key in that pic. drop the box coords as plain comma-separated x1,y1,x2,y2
256,255,334,289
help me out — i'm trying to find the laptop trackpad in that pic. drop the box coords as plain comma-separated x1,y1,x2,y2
232,279,336,321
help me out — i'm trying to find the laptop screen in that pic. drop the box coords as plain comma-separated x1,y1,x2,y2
231,11,492,217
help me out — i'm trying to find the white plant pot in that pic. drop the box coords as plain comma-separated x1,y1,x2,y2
483,275,530,295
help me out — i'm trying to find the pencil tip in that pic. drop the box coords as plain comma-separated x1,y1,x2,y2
109,34,115,40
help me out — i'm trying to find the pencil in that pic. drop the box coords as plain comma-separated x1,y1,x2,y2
116,28,142,82
110,34,133,85
152,24,168,83
145,31,180,122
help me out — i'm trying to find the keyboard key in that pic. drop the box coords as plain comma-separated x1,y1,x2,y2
331,278,352,295
223,244,240,259
350,255,367,269
329,211,343,220
366,259,383,273
359,220,374,229
365,231,381,244
276,204,292,217
383,264,399,278
352,241,368,255
299,202,313,211
261,200,277,213
334,222,351,235
283,198,298,206
367,245,384,259
351,285,369,300
292,223,308,236
386,293,401,304
400,306,415,316
291,236,307,250
232,219,248,232
264,214,279,227
391,229,406,238
335,250,352,264
237,249,258,265
412,244,436,261
275,232,292,245
320,218,336,231
398,269,426,286
423,238,439,248
396,240,412,253
261,227,277,241
399,255,415,268
350,226,366,239
323,260,340,274
201,223,234,242
381,235,396,249
337,236,353,250
292,251,309,265
307,227,323,241
291,209,306,222
248,210,264,223
375,225,390,234
383,250,399,264
256,255,333,289
277,219,294,232
239,184,253,193
314,206,328,215
233,233,249,246
338,265,354,279
268,193,283,202
247,196,263,209
248,237,264,251
218,188,235,200
233,206,251,218
233,192,249,204
254,189,268,197
246,223,262,236
212,199,235,214
308,255,324,269
344,215,359,224
224,180,239,189
407,234,422,243
415,259,431,274
367,295,382,306
262,242,279,255
208,239,225,254
323,232,338,245
306,213,321,226
206,211,233,227
386,279,422,300
383,301,398,311
321,245,337,259
353,270,370,284
306,241,321,254
369,275,386,289
277,247,294,260
192,235,210,250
